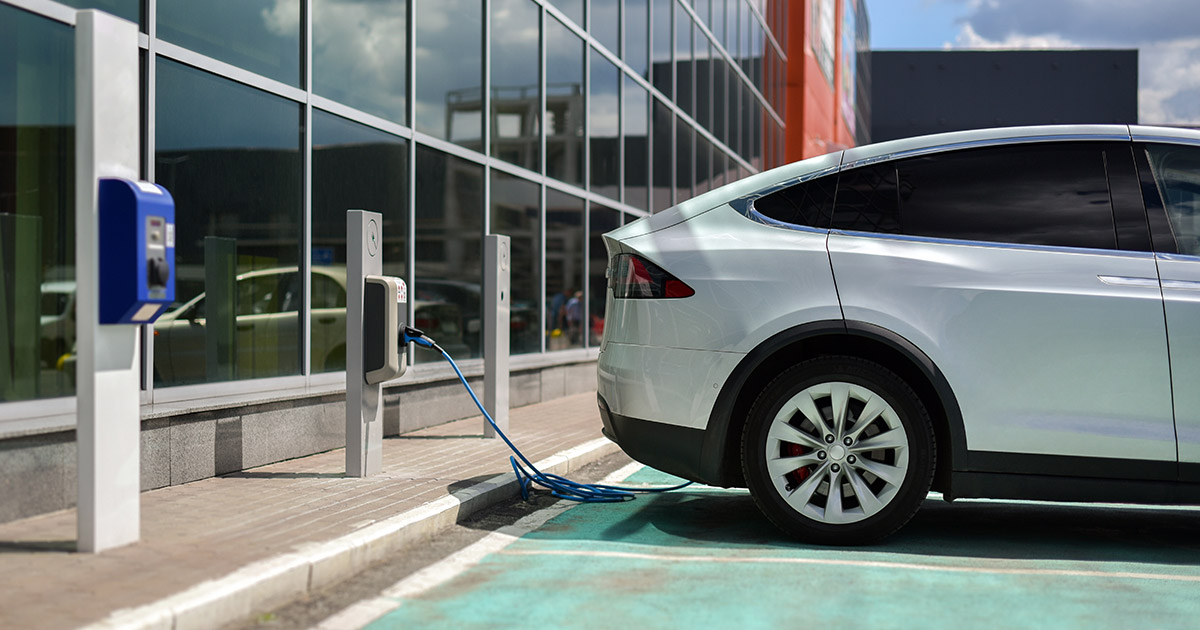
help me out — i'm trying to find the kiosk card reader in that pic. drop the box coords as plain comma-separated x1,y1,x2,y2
363,275,407,384
97,177,175,324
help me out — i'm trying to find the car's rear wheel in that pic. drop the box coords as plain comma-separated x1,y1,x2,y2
742,356,935,545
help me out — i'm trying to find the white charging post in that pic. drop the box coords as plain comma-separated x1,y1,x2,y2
483,234,511,437
75,10,141,553
347,210,384,476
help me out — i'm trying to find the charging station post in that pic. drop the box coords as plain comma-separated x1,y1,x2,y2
346,210,407,476
76,10,175,553
483,234,511,437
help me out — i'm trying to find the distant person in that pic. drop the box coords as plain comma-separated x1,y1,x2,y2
565,290,583,344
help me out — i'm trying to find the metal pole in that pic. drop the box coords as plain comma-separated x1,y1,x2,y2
483,234,511,436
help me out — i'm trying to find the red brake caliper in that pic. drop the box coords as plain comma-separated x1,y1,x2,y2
784,442,810,487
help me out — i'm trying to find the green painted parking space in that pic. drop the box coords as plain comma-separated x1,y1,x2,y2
369,467,1200,630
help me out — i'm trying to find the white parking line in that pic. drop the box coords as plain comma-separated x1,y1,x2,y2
498,548,1200,584
311,461,646,630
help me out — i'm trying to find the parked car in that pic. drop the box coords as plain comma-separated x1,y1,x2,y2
598,124,1200,545
153,266,468,384
39,280,75,367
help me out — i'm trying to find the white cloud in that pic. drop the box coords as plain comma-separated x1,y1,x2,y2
952,23,1078,49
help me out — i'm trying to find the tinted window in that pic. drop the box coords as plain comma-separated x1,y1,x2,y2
1146,143,1200,256
753,175,836,229
415,0,482,149
313,0,406,125
491,0,541,171
833,144,1117,250
158,0,300,86
546,16,585,186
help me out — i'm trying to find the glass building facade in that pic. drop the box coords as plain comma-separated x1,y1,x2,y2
0,0,786,414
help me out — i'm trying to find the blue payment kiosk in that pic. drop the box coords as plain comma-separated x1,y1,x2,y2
97,177,176,324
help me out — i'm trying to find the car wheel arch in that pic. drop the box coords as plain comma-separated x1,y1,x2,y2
703,320,964,492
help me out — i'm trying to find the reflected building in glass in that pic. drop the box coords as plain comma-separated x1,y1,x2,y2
0,0,789,520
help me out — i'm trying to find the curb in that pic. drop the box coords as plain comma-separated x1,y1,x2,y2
86,437,622,630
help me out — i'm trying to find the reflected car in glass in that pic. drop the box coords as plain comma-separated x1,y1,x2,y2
152,266,468,384
598,125,1200,545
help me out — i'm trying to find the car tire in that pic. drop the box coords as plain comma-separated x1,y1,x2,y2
741,356,935,545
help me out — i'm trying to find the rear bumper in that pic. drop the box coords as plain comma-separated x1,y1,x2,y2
597,394,714,485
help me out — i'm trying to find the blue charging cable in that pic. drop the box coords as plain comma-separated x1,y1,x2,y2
402,326,692,503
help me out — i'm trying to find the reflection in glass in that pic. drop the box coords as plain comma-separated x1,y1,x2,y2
695,135,712,195
416,0,483,150
158,0,300,87
624,0,649,78
675,3,693,117
57,0,139,25
0,7,74,402
414,146,484,360
550,0,584,26
311,111,409,373
697,28,714,133
314,0,407,125
1148,144,1200,256
593,0,620,54
624,77,650,211
652,98,673,212
711,0,725,48
590,50,621,200
154,59,302,387
713,56,727,144
490,172,541,354
589,205,621,346
676,118,693,201
545,190,584,350
546,16,585,187
651,0,672,97
491,0,541,171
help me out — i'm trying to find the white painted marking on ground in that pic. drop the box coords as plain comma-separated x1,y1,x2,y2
497,549,1200,584
310,461,646,630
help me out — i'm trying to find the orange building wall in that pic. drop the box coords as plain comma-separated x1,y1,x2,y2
786,0,858,162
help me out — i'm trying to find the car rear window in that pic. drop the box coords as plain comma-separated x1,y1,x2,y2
751,174,837,229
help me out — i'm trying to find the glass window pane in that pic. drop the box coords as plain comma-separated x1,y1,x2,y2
546,16,585,187
696,26,712,133
893,145,1115,249
0,7,74,402
652,98,673,212
713,55,727,144
651,0,672,98
158,0,300,87
676,117,693,201
590,50,620,200
311,111,408,374
153,58,302,387
57,0,139,25
490,172,541,354
491,0,541,171
589,204,621,345
545,189,584,350
695,135,712,195
416,0,482,150
593,0,620,54
313,0,407,125
549,0,584,26
675,3,693,117
623,76,650,211
1148,144,1200,256
624,0,648,78
414,146,483,361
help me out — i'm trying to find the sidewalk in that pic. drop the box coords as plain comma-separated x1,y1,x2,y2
0,391,617,630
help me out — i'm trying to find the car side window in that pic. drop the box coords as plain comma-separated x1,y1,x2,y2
1144,143,1200,256
833,143,1118,250
751,173,837,229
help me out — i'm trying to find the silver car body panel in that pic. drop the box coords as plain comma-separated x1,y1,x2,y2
598,343,744,430
828,231,1175,460
1156,253,1200,465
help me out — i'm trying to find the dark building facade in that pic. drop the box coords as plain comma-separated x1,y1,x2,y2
871,49,1138,143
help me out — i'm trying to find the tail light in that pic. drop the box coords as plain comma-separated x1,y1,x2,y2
609,253,695,299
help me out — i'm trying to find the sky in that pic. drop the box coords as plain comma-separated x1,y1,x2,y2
862,0,1200,125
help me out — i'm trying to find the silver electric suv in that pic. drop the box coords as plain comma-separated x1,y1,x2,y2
597,125,1200,545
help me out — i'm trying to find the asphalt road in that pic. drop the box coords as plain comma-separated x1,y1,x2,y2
238,458,1200,630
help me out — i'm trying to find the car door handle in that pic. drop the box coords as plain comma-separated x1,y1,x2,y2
1097,275,1159,288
